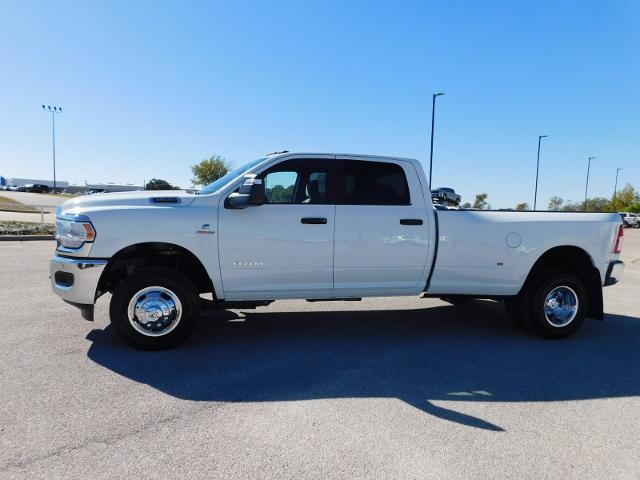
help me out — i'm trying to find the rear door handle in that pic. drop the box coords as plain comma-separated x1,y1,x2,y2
400,219,423,225
301,217,327,225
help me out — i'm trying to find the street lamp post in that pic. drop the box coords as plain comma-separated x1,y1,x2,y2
41,105,62,193
613,167,622,210
533,135,547,210
428,92,445,187
584,156,595,211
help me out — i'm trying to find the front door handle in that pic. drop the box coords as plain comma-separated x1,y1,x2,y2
400,219,423,225
301,217,327,225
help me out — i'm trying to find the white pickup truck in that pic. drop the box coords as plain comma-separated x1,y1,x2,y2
51,152,625,349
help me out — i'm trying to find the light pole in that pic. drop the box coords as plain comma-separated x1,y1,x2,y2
429,92,445,187
533,135,547,210
584,156,595,211
41,105,62,193
612,167,622,210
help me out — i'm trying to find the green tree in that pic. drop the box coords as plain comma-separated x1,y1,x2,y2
145,178,177,190
515,202,530,211
564,197,612,212
548,196,564,211
191,155,231,187
472,193,489,209
588,197,611,212
266,184,295,203
611,184,639,211
562,200,581,211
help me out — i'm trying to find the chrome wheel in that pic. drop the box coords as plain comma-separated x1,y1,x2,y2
543,285,578,328
127,286,182,337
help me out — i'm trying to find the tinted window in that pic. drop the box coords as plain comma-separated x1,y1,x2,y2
342,160,410,205
260,159,335,204
264,171,298,203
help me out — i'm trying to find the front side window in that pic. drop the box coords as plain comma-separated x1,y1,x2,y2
264,171,298,203
260,159,335,204
342,160,410,205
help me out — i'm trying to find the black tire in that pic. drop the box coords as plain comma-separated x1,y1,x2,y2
440,296,472,305
523,270,588,339
109,266,200,349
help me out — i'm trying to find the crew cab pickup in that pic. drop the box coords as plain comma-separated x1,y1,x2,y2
50,152,625,349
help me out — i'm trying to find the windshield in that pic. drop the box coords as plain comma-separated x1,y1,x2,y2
198,157,267,195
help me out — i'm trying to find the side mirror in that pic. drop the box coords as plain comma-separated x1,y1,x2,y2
224,174,266,209
240,175,266,205
224,192,249,209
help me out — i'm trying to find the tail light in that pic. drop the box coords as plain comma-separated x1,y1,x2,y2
614,225,624,254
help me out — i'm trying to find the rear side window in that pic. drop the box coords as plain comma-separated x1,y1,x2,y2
342,160,410,205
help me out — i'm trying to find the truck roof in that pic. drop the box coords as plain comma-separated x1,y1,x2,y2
266,151,421,166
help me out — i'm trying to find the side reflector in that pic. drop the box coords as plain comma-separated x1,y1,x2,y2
82,223,96,242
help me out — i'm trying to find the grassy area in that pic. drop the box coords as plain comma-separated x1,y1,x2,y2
0,221,55,235
0,195,38,213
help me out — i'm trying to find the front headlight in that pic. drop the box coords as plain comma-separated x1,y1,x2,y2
55,215,96,249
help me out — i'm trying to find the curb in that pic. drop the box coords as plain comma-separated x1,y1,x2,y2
0,235,55,241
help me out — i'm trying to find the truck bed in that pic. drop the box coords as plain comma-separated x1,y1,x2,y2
427,210,620,296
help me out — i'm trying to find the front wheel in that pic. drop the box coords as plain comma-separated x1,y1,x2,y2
109,267,200,349
524,271,588,339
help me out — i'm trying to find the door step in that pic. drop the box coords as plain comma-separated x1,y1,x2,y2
305,298,362,302
201,299,273,310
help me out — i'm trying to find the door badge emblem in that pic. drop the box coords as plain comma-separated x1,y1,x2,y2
233,261,264,267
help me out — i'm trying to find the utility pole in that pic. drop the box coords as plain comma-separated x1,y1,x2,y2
41,105,62,193
429,92,445,187
533,135,547,210
584,156,595,211
613,168,622,210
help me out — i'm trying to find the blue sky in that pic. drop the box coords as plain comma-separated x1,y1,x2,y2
0,0,638,208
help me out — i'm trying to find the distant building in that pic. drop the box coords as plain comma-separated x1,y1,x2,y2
0,175,143,193
3,177,70,189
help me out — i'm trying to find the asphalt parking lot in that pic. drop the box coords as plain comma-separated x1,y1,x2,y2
1,232,639,479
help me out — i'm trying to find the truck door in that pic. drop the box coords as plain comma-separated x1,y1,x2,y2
333,157,431,295
218,156,338,299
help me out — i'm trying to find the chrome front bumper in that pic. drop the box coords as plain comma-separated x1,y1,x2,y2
50,256,108,306
604,260,624,287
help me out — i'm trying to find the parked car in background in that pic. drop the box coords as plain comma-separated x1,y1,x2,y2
18,184,50,193
431,187,461,206
619,212,639,228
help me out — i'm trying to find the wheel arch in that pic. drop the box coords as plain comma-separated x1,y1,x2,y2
519,245,603,320
97,242,214,299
